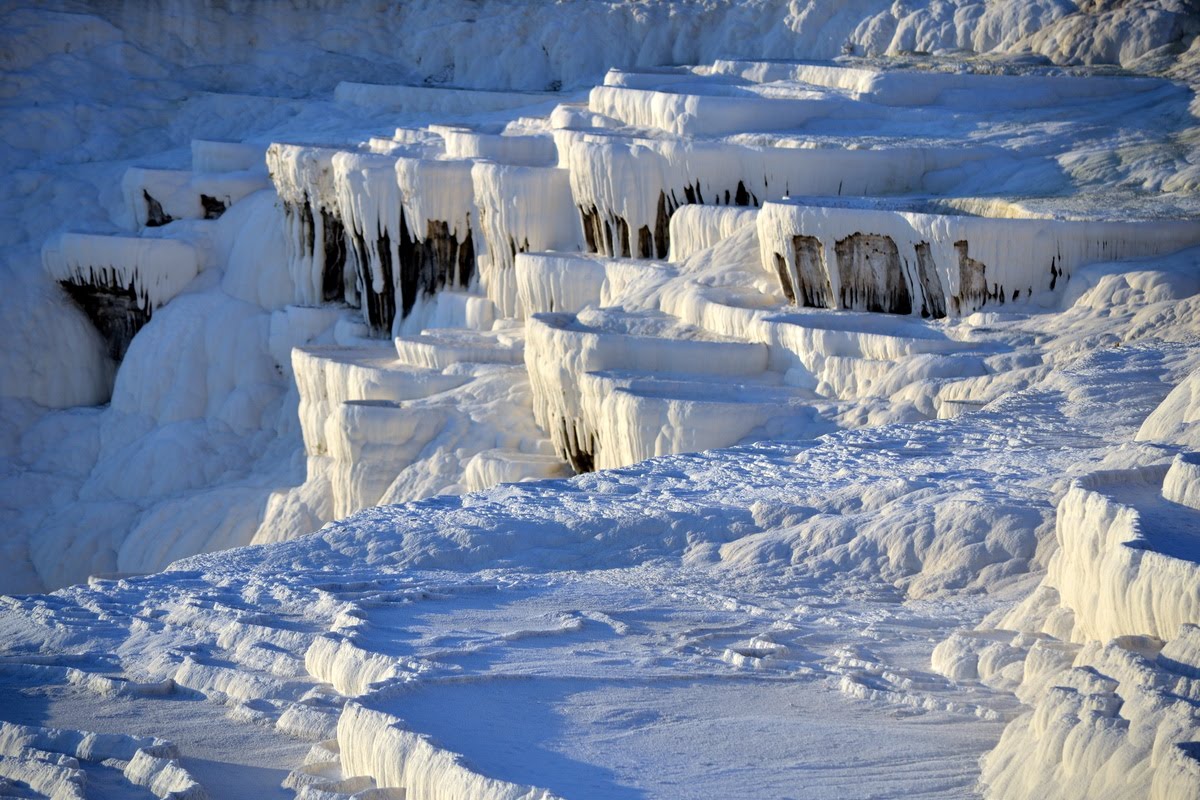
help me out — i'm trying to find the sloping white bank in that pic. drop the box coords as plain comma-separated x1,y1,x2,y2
980,632,1200,800
266,330,565,530
1138,367,1200,450
336,702,560,800
934,385,1200,800
1041,465,1200,644
9,37,1200,599
0,721,204,800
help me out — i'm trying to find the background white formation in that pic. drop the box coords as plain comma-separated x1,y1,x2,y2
2,1,1200,798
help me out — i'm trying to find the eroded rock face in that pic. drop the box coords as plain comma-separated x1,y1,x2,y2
793,234,833,309
774,232,917,315
284,198,351,304
348,224,396,332
768,219,1162,320
346,212,476,334
142,191,172,227
651,191,671,258
321,209,349,303
60,276,151,361
200,194,227,219
773,231,968,317
835,233,913,315
914,242,946,319
772,253,796,304
753,197,1184,321
396,218,474,321
422,220,475,291
507,234,531,263
582,182,759,260
579,203,617,257
951,240,1001,315
558,418,595,473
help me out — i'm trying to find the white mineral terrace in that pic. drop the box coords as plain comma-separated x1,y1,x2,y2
333,82,562,113
759,200,1200,317
706,58,1179,108
42,233,203,312
121,167,269,229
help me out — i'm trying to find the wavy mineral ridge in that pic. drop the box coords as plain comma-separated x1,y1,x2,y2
2,1,1200,798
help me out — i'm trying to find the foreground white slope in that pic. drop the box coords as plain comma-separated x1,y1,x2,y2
4,0,1199,593
2,286,1200,797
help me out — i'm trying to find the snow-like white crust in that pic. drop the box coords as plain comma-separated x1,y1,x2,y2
7,5,1200,797
266,144,342,217
293,345,469,457
330,149,406,331
460,448,568,493
285,331,559,523
393,328,524,370
0,722,204,800
587,83,874,137
564,134,981,259
580,369,827,470
394,156,478,249
440,127,558,167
